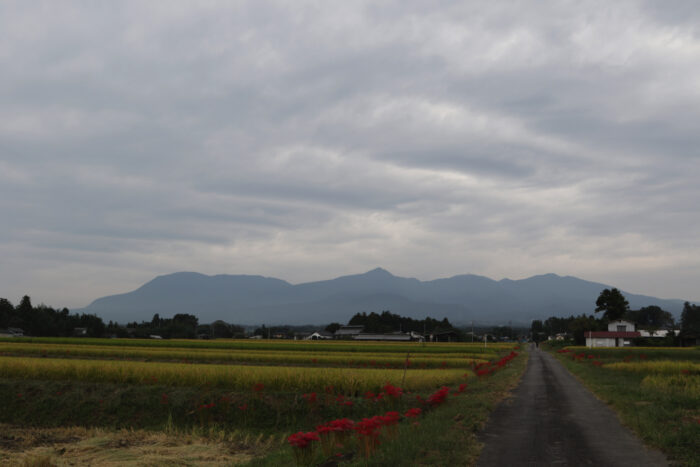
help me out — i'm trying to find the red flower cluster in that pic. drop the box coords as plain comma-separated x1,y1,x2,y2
496,351,518,367
252,383,264,393
455,383,468,394
335,394,353,406
404,407,422,418
381,411,401,426
381,383,403,399
287,431,320,448
427,386,450,406
198,402,215,410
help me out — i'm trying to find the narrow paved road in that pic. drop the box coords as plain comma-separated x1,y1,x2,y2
477,345,667,467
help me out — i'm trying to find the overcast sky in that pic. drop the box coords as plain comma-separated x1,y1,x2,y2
2,1,699,309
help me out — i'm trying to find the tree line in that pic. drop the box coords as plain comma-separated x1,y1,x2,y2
530,288,700,345
332,310,456,334
0,296,105,337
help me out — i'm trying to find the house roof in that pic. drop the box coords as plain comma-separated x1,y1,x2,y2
585,331,641,338
335,326,363,335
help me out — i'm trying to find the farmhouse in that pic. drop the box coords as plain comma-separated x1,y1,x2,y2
303,331,334,340
585,320,640,348
334,325,364,339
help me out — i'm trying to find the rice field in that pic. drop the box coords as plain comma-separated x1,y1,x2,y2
0,341,490,368
0,337,524,465
0,355,472,392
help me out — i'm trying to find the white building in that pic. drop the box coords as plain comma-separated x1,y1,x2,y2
585,320,640,348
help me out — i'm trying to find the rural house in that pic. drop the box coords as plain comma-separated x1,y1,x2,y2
334,325,364,339
585,320,640,348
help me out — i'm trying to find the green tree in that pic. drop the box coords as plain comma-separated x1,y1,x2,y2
626,306,674,332
530,320,544,343
680,302,700,335
595,288,629,321
568,314,601,345
211,320,233,338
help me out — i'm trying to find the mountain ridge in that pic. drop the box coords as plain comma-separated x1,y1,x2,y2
78,269,692,325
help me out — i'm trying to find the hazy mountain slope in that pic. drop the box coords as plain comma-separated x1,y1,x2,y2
78,269,689,325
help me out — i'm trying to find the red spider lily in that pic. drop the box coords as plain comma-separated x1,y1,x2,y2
252,383,264,393
288,431,320,448
381,411,401,426
455,383,468,394
415,395,425,405
288,431,320,465
302,392,317,403
405,407,422,418
354,416,383,436
316,418,355,456
427,386,450,406
381,411,401,439
198,402,215,410
324,385,334,394
354,417,383,458
364,391,375,400
16,393,22,398
476,368,492,377
328,418,355,432
161,393,169,405
238,403,248,411
587,355,595,359
382,383,403,399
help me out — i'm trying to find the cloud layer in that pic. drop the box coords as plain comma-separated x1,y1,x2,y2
2,1,699,308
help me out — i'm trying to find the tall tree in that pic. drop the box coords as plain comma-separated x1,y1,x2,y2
530,320,544,343
595,288,629,321
680,302,700,335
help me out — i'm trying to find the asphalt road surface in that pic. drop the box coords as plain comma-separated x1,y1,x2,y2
476,345,668,467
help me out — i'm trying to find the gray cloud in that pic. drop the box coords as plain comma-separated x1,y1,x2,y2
1,1,699,308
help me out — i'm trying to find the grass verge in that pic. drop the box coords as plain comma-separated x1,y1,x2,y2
550,348,700,466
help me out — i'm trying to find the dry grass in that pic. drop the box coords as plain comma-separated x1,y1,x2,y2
0,424,272,466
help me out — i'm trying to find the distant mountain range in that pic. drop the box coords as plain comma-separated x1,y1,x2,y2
77,268,691,326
